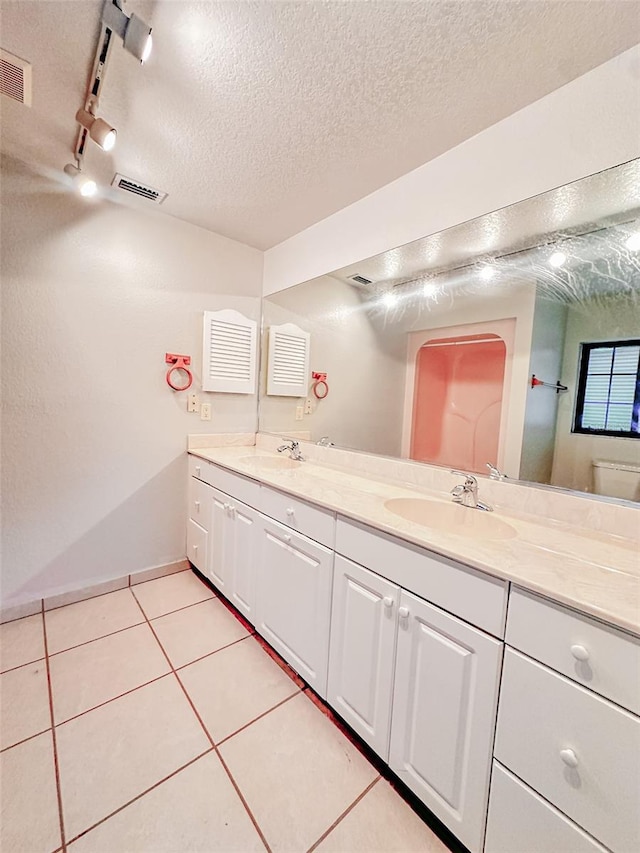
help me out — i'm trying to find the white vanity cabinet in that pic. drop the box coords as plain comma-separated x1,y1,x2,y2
327,556,503,853
255,517,334,697
389,591,503,853
208,488,259,623
327,556,399,759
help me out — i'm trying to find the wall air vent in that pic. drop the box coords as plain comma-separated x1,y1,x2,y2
1,49,32,106
349,274,372,285
111,173,168,204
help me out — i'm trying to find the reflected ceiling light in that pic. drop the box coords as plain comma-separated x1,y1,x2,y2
625,232,640,251
423,282,438,298
382,292,398,308
549,251,567,268
102,0,153,63
478,264,496,281
75,108,117,151
64,163,97,197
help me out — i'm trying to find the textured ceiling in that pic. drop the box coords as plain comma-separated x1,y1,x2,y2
1,1,639,249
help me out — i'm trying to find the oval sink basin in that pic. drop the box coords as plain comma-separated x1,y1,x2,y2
384,498,517,541
239,456,302,471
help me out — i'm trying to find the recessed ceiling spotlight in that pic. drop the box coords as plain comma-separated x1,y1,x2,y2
382,292,398,309
625,232,640,251
478,264,496,281
75,108,117,151
423,282,438,298
64,163,97,197
549,251,567,268
102,0,153,63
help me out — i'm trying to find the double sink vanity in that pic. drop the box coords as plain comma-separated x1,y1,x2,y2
186,437,639,853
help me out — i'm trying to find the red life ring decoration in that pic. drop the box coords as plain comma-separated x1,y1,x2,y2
312,371,329,399
165,353,193,391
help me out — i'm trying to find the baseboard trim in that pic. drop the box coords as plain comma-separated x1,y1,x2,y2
0,559,190,623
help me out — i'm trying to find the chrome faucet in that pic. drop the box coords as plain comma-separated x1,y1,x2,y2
450,470,493,512
316,436,334,447
277,439,305,461
486,462,506,481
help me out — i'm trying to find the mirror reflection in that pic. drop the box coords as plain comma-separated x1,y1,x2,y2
260,162,640,502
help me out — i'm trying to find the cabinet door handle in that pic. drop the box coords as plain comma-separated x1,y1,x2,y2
192,544,198,552
383,597,394,609
230,505,236,518
284,534,292,543
195,466,201,476
570,644,590,662
194,501,200,510
560,748,579,768
398,606,410,620
223,502,230,512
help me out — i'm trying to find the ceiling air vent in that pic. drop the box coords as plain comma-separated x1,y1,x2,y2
349,274,372,286
1,49,32,106
111,173,168,204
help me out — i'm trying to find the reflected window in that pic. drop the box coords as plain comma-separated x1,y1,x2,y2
573,340,640,438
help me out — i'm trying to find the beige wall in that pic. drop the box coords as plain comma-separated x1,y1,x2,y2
1,157,263,608
260,276,404,456
551,295,640,493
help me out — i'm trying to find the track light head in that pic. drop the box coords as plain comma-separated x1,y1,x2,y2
64,164,97,197
75,108,117,151
102,1,153,63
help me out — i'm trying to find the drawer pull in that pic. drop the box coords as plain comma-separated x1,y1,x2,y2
192,544,198,552
194,501,200,510
398,606,410,620
286,508,295,518
383,596,394,609
570,644,590,662
224,502,230,511
195,466,201,476
284,534,292,543
560,748,579,768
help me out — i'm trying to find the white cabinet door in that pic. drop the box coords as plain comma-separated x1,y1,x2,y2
208,488,233,593
229,500,258,624
256,517,333,697
389,590,502,853
327,556,399,760
187,519,207,573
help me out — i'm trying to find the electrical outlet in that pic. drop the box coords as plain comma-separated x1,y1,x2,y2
187,393,199,413
304,398,313,414
295,406,304,421
200,402,212,421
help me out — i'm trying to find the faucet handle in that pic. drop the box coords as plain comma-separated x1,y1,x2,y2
450,470,477,487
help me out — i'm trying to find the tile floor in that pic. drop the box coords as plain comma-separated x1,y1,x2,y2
1,568,452,852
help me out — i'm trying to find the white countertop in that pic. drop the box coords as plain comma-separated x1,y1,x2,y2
189,446,640,636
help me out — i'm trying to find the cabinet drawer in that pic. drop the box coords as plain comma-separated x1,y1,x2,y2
486,763,608,853
188,476,211,529
189,455,260,507
335,518,507,637
507,587,640,714
495,648,640,853
186,519,207,574
259,485,335,548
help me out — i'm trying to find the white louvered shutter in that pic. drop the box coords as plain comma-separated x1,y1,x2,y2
202,310,257,394
267,323,311,397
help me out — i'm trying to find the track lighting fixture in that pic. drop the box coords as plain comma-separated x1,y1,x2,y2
75,107,117,152
64,164,97,197
102,0,153,63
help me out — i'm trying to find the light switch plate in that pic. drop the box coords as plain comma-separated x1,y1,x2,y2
188,393,199,413
200,402,212,421
295,406,304,421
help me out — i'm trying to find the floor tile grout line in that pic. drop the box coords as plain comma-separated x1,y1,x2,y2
45,590,220,659
1,654,47,676
41,603,67,853
63,748,215,847
306,775,381,853
215,689,301,747
174,632,254,671
43,568,191,615
129,585,273,853
1,726,53,755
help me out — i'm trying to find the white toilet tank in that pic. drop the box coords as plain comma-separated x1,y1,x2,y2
592,459,640,501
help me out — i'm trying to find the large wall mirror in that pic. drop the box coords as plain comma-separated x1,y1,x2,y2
259,160,640,503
